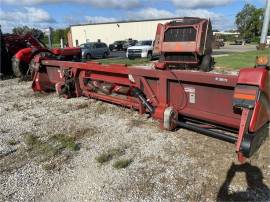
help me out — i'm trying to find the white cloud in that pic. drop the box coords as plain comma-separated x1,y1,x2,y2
0,7,55,33
127,8,233,31
2,0,141,9
127,8,174,19
171,0,234,8
0,7,55,23
85,16,117,23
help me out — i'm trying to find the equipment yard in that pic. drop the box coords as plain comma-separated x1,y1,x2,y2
0,78,269,201
1,2,270,200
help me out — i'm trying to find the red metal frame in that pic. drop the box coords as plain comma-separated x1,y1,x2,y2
32,58,270,162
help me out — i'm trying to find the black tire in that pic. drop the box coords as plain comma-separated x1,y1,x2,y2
28,59,36,80
86,54,91,60
12,57,28,78
102,52,108,58
147,51,153,60
199,55,213,72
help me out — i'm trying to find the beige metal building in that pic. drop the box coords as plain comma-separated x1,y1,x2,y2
70,17,181,47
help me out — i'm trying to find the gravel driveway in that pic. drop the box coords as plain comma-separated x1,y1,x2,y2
0,79,269,201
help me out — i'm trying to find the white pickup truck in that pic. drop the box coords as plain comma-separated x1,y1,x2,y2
126,40,153,59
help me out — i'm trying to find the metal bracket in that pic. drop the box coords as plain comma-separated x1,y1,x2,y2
236,108,252,163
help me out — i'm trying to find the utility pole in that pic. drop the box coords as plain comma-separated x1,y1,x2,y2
259,0,270,49
44,27,53,49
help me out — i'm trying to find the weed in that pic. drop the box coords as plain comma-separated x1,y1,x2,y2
12,103,21,110
128,119,144,128
25,133,39,148
96,153,113,164
33,92,47,97
42,163,55,171
26,133,77,159
75,103,89,110
51,134,80,151
8,139,18,146
96,147,126,164
21,116,28,121
42,154,70,171
95,102,107,114
1,128,10,133
113,159,133,169
72,127,99,140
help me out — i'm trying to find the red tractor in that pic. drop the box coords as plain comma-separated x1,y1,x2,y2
153,17,213,71
0,30,81,79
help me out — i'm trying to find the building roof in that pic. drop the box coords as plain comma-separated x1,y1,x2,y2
70,17,203,27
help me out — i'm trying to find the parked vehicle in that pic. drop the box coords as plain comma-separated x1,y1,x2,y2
126,40,154,59
212,34,224,49
123,39,138,51
109,41,125,51
234,38,251,45
80,42,110,59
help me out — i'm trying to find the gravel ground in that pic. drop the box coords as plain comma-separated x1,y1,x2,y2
0,78,269,202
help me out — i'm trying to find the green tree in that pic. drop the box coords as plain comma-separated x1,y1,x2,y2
235,3,264,40
12,26,44,39
51,28,70,45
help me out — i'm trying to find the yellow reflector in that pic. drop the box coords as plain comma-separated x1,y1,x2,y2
256,56,269,66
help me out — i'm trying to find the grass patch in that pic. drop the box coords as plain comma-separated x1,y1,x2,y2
33,92,47,97
42,154,71,171
24,133,79,163
96,147,126,164
95,102,107,114
7,139,18,146
215,48,270,69
74,103,89,110
51,134,80,151
96,58,151,66
128,119,145,128
113,159,133,169
25,134,59,160
95,153,113,164
25,133,40,147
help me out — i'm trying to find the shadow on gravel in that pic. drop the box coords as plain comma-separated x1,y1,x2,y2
217,163,270,201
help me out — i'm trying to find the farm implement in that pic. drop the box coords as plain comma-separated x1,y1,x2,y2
0,30,81,79
31,18,269,162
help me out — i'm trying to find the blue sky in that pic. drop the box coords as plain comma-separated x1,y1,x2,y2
0,0,266,33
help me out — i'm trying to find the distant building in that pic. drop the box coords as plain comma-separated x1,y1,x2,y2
213,31,240,37
69,17,187,47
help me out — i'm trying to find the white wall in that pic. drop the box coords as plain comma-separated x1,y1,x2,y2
70,19,174,46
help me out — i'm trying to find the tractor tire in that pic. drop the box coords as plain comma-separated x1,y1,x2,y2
28,59,36,80
199,54,213,72
12,57,28,78
1,45,12,77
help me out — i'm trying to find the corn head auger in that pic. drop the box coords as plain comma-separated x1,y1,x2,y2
31,17,270,163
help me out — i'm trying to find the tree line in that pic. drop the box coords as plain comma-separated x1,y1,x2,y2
12,26,70,47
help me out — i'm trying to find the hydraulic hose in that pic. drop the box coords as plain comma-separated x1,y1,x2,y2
131,88,155,114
